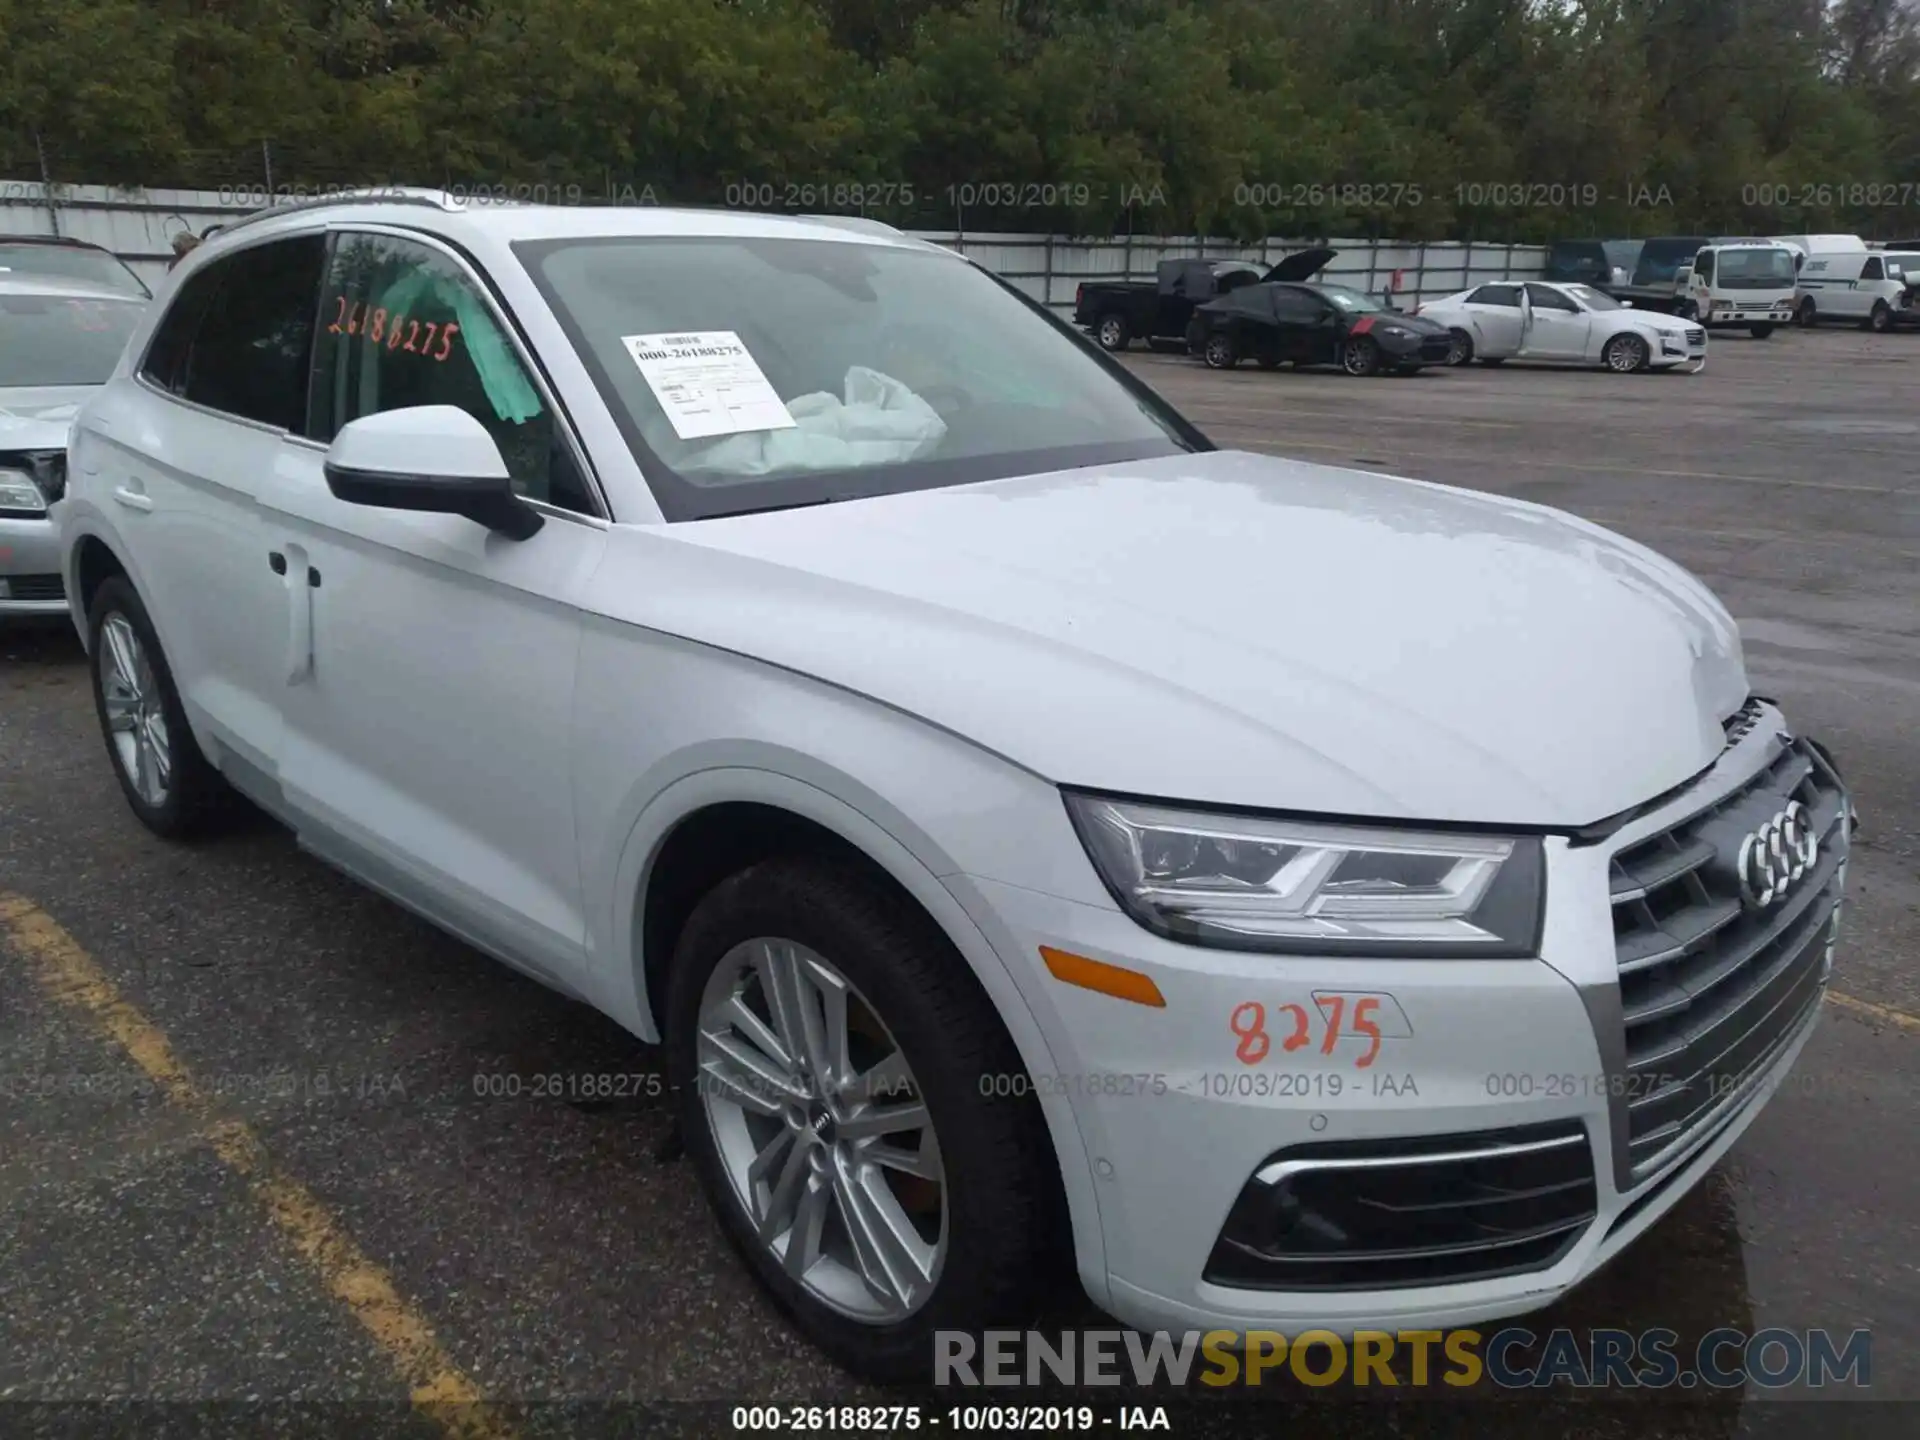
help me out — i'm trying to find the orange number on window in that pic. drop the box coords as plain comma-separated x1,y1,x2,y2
1229,1002,1270,1065
346,302,362,336
368,308,387,344
327,296,346,334
421,321,438,354
403,319,421,353
387,313,405,350
434,321,459,362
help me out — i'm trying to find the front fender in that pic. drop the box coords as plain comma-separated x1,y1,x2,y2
605,760,1111,1305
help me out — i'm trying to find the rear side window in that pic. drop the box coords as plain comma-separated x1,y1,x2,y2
179,236,327,430
1469,285,1520,307
140,266,224,394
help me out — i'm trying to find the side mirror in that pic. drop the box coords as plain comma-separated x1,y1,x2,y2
323,406,542,540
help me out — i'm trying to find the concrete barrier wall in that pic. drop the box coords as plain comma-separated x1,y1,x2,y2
2,182,1548,307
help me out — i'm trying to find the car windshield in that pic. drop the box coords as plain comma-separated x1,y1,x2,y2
517,234,1202,520
1563,285,1623,312
0,243,148,298
0,293,144,386
1716,248,1797,286
1314,285,1384,314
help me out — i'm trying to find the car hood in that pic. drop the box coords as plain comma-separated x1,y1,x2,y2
1619,308,1700,336
0,386,92,451
1367,312,1449,337
608,451,1748,827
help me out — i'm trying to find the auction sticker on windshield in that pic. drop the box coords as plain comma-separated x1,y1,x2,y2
621,330,796,440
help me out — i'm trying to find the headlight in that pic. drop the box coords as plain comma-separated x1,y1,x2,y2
1063,794,1545,957
0,467,49,514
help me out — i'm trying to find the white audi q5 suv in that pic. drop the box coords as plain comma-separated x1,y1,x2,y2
56,191,1852,1379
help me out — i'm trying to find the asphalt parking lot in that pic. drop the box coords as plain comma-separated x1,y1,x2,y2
2,326,1917,1438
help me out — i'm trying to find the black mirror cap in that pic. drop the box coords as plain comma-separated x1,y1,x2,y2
323,462,545,541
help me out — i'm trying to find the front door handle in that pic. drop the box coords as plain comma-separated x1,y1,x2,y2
111,485,153,513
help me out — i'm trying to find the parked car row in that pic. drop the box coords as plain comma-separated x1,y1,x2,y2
1078,248,1710,376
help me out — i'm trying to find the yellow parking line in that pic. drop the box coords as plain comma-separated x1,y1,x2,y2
0,893,515,1440
1826,989,1920,1033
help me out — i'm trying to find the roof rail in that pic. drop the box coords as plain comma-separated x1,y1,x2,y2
211,186,464,240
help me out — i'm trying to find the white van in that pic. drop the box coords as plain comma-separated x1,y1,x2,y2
1794,250,1913,331
1672,243,1797,336
1771,234,1867,261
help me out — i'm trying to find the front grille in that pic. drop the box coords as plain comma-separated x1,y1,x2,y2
1607,734,1847,1185
1686,327,1707,345
1204,1122,1597,1290
1,573,64,601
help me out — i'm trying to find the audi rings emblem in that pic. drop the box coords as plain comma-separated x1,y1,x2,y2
1736,801,1819,910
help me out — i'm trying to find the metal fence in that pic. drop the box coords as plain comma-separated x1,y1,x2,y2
2,179,1548,308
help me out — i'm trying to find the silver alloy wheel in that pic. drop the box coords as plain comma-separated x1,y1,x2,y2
1341,338,1375,375
1446,330,1472,365
1098,316,1126,349
697,937,947,1323
98,613,171,807
1204,334,1233,368
1604,334,1645,372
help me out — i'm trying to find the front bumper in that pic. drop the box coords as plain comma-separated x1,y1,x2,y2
1702,304,1793,326
0,513,67,616
950,702,1844,1334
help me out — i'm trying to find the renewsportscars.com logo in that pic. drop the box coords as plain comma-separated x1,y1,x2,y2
935,1327,1872,1390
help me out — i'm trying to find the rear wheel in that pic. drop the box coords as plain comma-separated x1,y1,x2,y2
1339,336,1380,377
666,858,1054,1382
1796,297,1818,327
1749,323,1774,339
1868,300,1893,333
1095,314,1130,351
1602,332,1650,373
1202,333,1238,370
86,576,233,838
1444,329,1474,366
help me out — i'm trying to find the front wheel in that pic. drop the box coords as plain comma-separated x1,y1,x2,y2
1602,332,1650,373
1749,323,1774,339
86,575,233,838
1339,336,1380,377
1095,314,1130,351
1445,329,1474,366
666,858,1055,1382
1796,297,1818,327
1868,300,1893,333
1202,333,1238,369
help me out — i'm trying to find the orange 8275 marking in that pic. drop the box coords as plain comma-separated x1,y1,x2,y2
1231,994,1391,1069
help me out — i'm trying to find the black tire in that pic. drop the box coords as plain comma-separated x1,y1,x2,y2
86,575,233,838
1093,313,1130,351
665,857,1055,1383
1339,336,1380,377
1868,300,1892,333
1796,297,1817,327
1445,329,1474,366
1202,332,1237,369
1749,323,1774,339
1476,356,1506,367
1602,332,1650,373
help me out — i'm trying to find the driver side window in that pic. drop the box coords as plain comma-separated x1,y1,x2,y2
307,232,597,515
1525,284,1580,314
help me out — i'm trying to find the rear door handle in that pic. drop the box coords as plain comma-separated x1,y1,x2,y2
111,485,153,513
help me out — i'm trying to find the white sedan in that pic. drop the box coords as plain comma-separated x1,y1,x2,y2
1417,280,1707,372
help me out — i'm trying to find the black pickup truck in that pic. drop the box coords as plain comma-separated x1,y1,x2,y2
1073,250,1333,351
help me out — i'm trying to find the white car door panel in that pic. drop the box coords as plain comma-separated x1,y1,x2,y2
1519,285,1591,360
260,226,607,992
263,465,604,985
